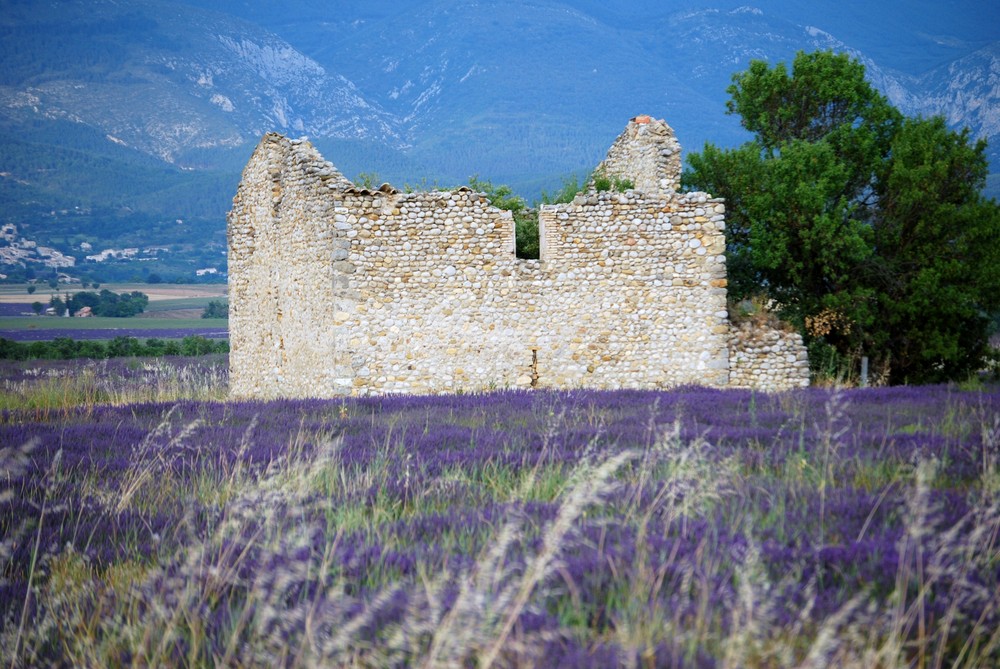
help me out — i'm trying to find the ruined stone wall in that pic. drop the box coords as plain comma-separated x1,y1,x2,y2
729,322,811,391
228,117,808,398
595,114,683,198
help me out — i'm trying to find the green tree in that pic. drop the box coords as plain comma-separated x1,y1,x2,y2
77,340,107,359
0,338,26,360
143,338,167,356
868,116,1000,382
51,337,80,359
68,290,100,314
88,289,149,317
49,295,66,316
684,50,1000,383
201,300,228,319
66,289,148,317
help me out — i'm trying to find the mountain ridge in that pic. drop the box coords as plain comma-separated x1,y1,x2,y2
0,0,996,282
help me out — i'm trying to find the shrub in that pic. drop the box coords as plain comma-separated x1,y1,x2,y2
0,336,228,360
593,171,613,192
513,212,539,260
592,169,633,193
181,335,227,356
540,174,584,204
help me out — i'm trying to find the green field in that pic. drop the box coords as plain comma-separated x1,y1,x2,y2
0,316,223,331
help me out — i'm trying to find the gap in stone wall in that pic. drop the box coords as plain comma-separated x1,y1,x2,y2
514,208,541,260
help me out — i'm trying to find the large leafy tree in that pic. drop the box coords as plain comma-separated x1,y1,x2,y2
684,50,1000,384
869,117,1000,382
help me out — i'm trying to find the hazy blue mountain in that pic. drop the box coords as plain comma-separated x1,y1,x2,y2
0,0,397,163
232,0,999,189
1,0,997,281
909,43,1000,145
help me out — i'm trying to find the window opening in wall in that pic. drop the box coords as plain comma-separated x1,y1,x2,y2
468,176,540,260
514,209,540,260
530,347,540,388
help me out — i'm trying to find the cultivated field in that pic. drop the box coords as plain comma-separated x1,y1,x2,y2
0,284,228,342
1,359,998,667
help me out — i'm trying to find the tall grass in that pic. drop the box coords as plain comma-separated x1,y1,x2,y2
2,385,998,667
0,357,227,420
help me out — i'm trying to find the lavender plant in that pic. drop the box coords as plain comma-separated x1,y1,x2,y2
1,383,998,667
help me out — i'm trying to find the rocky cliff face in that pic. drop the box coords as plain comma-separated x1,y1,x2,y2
0,0,399,167
3,0,994,182
910,44,1000,160
1,0,996,282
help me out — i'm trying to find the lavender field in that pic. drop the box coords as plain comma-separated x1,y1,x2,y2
0,327,228,342
2,359,999,667
1,309,227,344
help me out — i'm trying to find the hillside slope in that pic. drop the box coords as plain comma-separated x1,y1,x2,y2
0,0,996,281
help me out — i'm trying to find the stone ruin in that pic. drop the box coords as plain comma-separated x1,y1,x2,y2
227,115,809,398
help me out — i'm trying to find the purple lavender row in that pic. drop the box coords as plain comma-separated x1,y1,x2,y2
0,303,36,316
0,356,227,384
1,327,228,341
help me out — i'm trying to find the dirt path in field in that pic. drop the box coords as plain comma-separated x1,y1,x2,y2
132,285,228,302
135,308,206,319
0,284,227,303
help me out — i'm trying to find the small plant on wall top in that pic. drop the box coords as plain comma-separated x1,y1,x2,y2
540,174,585,204
592,169,634,193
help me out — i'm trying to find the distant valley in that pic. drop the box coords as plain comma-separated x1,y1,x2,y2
0,0,997,282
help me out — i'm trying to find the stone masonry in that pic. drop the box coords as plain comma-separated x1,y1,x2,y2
228,115,810,398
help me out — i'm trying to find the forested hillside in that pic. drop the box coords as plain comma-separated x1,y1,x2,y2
0,0,995,282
